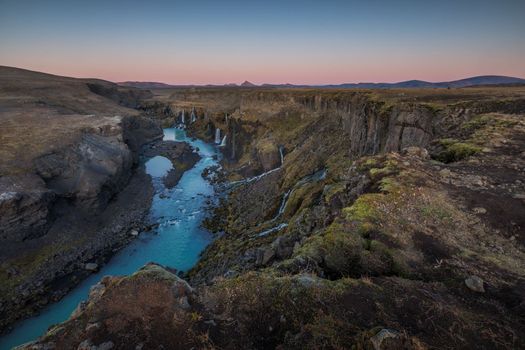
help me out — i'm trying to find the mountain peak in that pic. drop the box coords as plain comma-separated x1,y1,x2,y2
241,80,256,87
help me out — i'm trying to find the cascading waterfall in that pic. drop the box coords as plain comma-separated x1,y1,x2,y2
181,110,185,124
230,167,281,186
230,146,286,186
274,189,291,219
220,135,227,147
257,223,288,237
253,168,327,237
215,128,221,144
191,107,196,123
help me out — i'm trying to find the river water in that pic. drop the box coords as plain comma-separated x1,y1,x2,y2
0,128,219,349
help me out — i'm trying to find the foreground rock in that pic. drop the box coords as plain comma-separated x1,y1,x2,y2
21,263,523,349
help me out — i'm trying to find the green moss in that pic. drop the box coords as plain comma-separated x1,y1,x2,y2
436,139,482,163
132,264,179,282
420,204,452,222
462,114,518,131
378,177,401,193
422,102,444,113
343,195,380,223
293,222,365,278
367,157,399,180
362,240,405,276
323,183,346,203
325,154,353,179
322,223,365,277
357,157,380,171
461,115,491,130
284,181,324,218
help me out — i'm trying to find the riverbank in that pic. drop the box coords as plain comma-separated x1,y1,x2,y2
0,67,208,338
0,138,202,337
0,128,217,349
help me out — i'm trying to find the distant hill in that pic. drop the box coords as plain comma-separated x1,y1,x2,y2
327,75,525,89
118,75,525,89
118,81,174,89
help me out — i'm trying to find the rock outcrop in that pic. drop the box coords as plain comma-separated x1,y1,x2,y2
21,263,524,349
0,67,164,333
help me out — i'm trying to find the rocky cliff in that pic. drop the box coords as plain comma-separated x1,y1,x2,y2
0,67,165,333
10,84,525,349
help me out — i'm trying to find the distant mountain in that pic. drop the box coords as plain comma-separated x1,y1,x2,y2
118,75,525,90
261,83,309,88
327,75,525,89
437,75,525,88
118,81,174,89
240,80,256,87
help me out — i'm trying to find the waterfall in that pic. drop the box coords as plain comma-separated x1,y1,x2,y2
279,146,284,165
215,128,221,144
220,135,227,147
181,110,185,124
191,107,196,123
230,167,280,186
257,223,288,237
277,190,291,216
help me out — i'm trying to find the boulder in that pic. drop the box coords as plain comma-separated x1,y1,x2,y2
369,329,402,350
84,263,99,272
473,207,487,214
402,146,429,159
256,138,281,171
465,275,485,293
439,169,452,178
271,236,295,259
255,247,275,266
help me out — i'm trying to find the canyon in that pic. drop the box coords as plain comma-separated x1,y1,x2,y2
1,67,524,349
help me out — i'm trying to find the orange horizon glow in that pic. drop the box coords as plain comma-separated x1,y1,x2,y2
1,0,524,85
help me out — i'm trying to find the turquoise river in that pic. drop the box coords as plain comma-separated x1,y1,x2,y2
0,128,219,349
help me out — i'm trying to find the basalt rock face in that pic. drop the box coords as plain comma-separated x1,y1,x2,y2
0,115,162,333
0,67,165,333
0,175,55,241
1,116,160,243
121,115,164,153
176,91,436,178
35,133,133,214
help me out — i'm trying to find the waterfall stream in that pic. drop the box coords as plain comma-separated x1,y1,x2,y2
191,107,196,123
220,135,227,147
253,168,327,237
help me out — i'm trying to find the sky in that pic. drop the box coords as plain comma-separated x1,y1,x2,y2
0,0,524,85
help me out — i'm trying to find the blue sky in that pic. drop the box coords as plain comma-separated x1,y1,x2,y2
1,0,524,84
